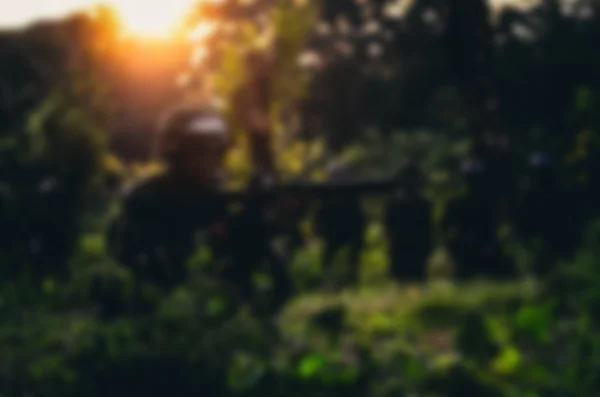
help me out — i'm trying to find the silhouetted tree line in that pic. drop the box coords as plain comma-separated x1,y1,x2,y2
0,10,190,161
2,1,600,159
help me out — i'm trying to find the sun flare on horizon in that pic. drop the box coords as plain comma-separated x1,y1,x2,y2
105,0,197,38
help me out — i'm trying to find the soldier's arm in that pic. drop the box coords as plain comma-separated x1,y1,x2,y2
204,207,233,262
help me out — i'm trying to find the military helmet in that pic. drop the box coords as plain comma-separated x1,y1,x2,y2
155,103,230,163
528,152,553,169
528,152,556,188
460,158,485,175
460,158,486,191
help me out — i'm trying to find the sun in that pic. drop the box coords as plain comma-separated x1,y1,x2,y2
106,0,197,38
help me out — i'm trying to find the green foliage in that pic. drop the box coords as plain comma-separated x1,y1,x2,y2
5,1,600,396
183,0,326,182
4,217,600,396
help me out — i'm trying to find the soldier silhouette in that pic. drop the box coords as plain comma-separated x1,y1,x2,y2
315,193,366,285
107,103,231,300
517,152,581,275
276,193,310,258
384,160,432,283
224,171,292,313
442,158,515,280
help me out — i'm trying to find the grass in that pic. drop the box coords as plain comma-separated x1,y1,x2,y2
279,212,537,360
278,279,537,358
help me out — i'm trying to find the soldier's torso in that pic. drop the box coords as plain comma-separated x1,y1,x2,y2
386,194,432,245
116,174,229,281
228,196,276,258
276,195,308,233
445,195,498,245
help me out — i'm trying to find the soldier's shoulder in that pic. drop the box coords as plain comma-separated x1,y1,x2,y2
120,174,172,208
122,174,164,196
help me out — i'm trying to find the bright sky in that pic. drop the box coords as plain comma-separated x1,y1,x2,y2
0,0,537,35
0,0,198,37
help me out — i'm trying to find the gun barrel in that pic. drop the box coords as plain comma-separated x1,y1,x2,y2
132,178,396,205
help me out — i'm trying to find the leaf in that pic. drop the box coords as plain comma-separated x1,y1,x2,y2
526,363,554,384
186,245,213,272
227,352,266,392
297,353,326,379
575,86,593,114
492,345,522,375
433,353,461,370
0,136,17,151
42,278,56,295
456,311,500,363
207,296,227,317
80,234,105,256
514,303,554,342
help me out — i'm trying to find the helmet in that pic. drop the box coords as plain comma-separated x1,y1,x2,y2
38,176,61,194
461,158,486,192
528,152,556,188
155,103,230,163
460,158,485,175
154,103,230,183
528,152,553,169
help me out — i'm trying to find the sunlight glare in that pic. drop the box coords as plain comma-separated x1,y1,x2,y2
106,0,197,38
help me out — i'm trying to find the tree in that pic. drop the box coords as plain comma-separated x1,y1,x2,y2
0,12,115,285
